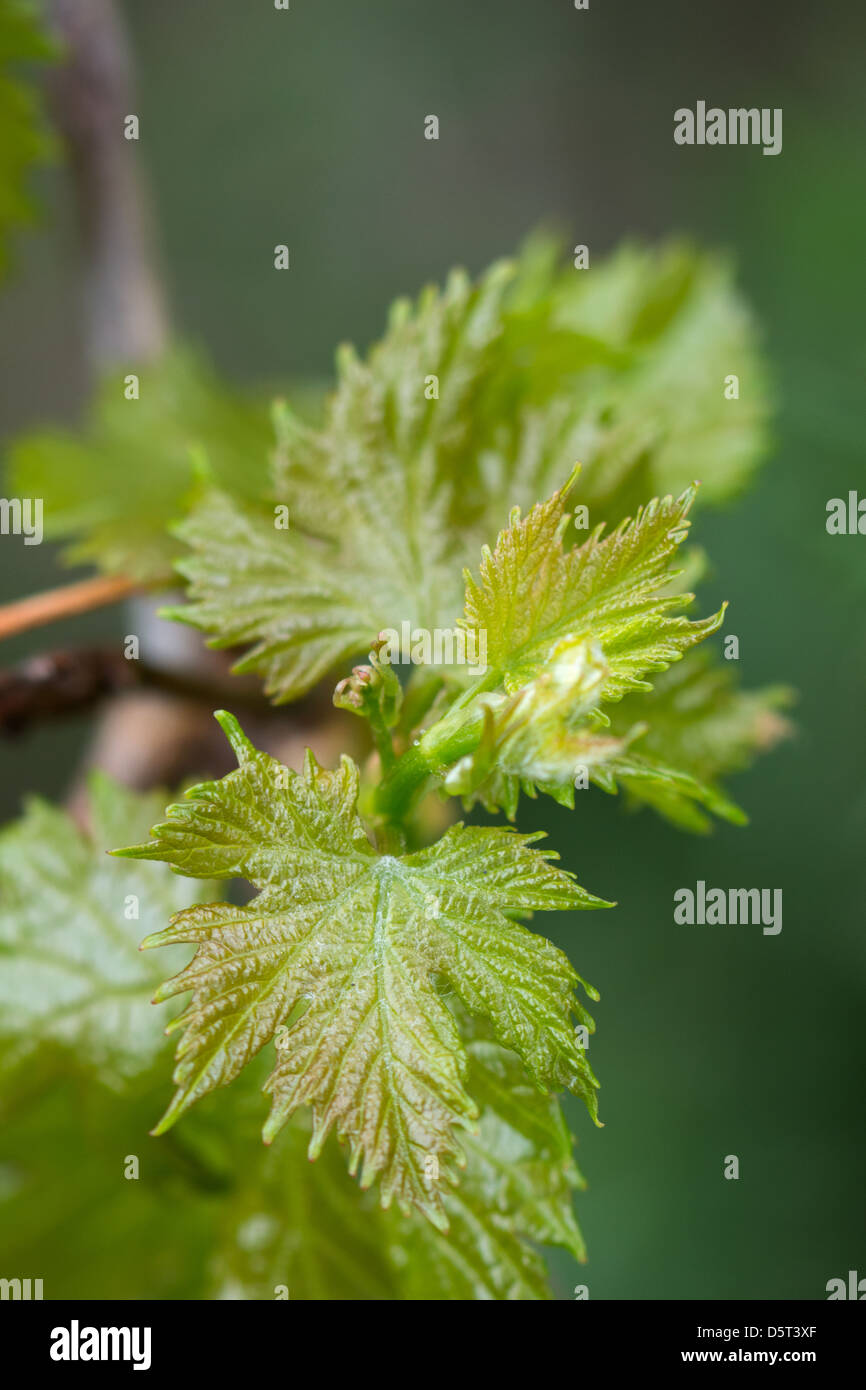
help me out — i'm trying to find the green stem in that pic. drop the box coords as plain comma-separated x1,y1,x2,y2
374,744,431,821
374,669,499,822
368,704,398,774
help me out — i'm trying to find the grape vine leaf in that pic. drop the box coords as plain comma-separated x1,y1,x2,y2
598,652,794,832
0,774,215,1078
588,751,747,832
439,481,769,826
444,636,628,818
478,237,771,522
442,630,745,831
0,1036,587,1301
168,239,769,704
212,1025,586,1301
9,349,273,583
6,240,769,638
462,476,725,700
390,1020,587,1299
0,1051,221,1299
114,711,608,1227
168,262,517,699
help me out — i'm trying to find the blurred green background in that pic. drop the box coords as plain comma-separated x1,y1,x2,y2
1,0,864,1298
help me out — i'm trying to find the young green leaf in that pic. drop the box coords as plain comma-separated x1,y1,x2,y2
7,240,770,617
598,651,794,831
374,481,728,824
471,237,771,523
169,239,769,706
462,478,725,700
0,774,215,1077
169,262,516,700
441,637,754,828
212,1027,587,1300
589,751,747,833
391,1022,587,1299
443,636,627,818
115,711,607,1226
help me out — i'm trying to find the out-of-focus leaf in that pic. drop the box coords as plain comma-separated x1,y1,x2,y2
0,0,55,280
599,652,794,831
9,349,273,582
0,773,216,1077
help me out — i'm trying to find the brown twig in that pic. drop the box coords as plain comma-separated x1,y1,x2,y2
0,648,135,732
0,573,139,643
0,646,276,736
